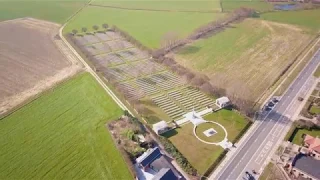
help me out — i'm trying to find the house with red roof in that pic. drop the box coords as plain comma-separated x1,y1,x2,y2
303,134,320,160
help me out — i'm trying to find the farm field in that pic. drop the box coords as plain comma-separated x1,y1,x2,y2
163,109,249,174
291,128,320,145
91,0,221,12
221,0,273,12
68,31,217,123
64,6,223,48
261,9,320,32
175,18,313,102
0,18,80,115
0,73,131,179
0,1,87,23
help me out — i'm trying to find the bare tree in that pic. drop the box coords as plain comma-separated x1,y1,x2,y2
72,29,78,35
190,75,205,87
92,25,99,31
161,31,180,50
102,23,109,30
81,27,87,33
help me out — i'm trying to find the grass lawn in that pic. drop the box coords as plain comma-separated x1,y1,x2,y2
175,18,313,102
64,6,223,48
92,0,221,12
163,109,249,174
291,128,320,145
0,73,132,179
314,65,320,78
310,105,320,114
0,1,87,23
221,1,273,12
260,9,320,32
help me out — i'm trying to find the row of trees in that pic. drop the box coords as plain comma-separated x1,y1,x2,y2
153,7,256,58
71,23,109,35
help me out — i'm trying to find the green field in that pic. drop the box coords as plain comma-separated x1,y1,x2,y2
310,105,320,114
0,73,132,179
291,128,320,145
64,6,223,48
221,0,273,12
92,0,221,12
261,9,320,32
0,1,87,23
175,18,313,102
164,109,248,174
314,65,320,77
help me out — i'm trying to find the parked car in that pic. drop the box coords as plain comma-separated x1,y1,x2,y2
298,97,304,101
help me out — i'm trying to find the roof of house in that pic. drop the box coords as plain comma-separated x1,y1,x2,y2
153,121,168,132
136,147,161,167
216,96,230,104
292,154,320,179
152,168,177,180
304,135,320,153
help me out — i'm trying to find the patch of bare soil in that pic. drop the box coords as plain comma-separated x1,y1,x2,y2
0,18,82,115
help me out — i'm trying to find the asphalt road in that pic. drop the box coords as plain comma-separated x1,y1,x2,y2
214,48,320,180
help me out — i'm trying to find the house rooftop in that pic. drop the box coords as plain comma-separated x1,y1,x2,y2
293,154,320,179
136,147,161,167
216,96,230,104
152,168,177,180
304,135,320,153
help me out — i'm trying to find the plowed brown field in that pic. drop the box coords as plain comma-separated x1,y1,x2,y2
0,18,80,114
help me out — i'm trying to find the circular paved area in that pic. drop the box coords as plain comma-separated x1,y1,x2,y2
193,121,227,145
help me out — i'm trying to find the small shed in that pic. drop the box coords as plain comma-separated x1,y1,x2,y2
153,121,169,135
215,96,231,108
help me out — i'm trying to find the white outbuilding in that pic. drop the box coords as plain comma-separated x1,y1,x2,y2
215,96,231,108
152,121,169,135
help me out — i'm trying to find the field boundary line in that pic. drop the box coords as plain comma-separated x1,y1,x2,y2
88,3,220,13
0,71,83,120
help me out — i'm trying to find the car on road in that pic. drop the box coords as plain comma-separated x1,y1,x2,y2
298,97,304,101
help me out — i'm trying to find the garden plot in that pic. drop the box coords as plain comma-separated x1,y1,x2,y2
150,72,186,91
83,34,101,44
132,60,166,75
136,78,160,95
130,48,149,59
103,68,128,82
117,81,145,99
113,64,142,78
106,31,123,40
85,43,110,55
95,32,112,41
93,53,125,66
117,50,140,62
152,94,185,120
74,35,88,46
184,87,215,107
107,40,128,51
168,90,203,111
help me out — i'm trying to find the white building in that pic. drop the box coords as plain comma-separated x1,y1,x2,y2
215,96,231,108
152,121,169,135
